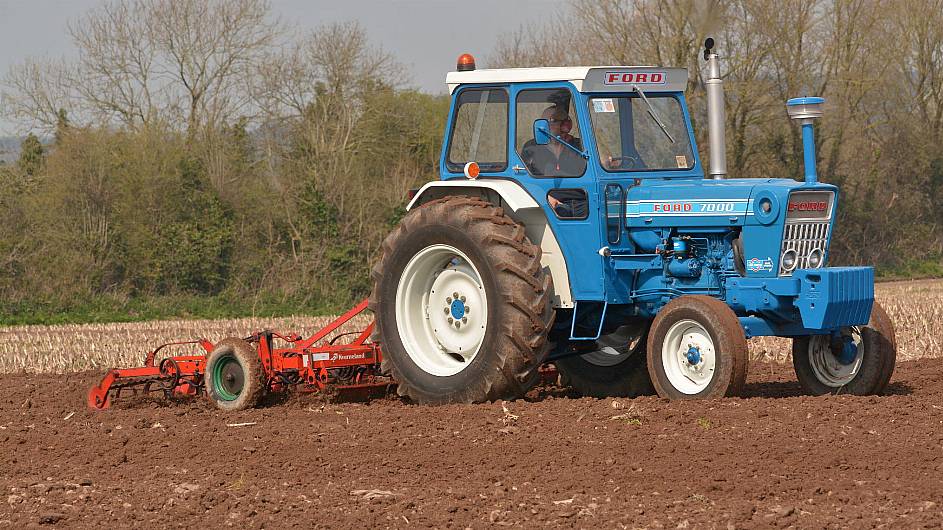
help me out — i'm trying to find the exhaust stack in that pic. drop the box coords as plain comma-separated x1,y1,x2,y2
786,97,825,185
703,38,726,180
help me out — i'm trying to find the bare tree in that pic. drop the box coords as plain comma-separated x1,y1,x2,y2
1,58,76,132
2,0,280,135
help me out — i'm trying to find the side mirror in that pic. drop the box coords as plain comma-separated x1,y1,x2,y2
533,118,551,145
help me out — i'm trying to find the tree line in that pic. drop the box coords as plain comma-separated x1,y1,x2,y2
1,0,941,322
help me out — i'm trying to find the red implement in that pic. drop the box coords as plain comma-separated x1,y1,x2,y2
88,299,394,409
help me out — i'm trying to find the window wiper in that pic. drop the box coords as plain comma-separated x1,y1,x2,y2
632,84,675,144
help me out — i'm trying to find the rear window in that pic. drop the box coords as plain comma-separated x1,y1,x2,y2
446,88,508,173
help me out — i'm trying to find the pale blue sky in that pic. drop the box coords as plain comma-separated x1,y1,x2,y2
0,0,566,134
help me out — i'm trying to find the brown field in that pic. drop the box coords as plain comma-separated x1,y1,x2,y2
0,279,939,373
2,280,943,528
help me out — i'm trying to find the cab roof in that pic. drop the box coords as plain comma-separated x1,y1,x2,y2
445,66,688,94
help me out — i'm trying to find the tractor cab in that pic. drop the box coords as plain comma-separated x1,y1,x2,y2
437,57,707,308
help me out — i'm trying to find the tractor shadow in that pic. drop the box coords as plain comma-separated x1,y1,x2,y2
732,380,912,399
524,380,914,402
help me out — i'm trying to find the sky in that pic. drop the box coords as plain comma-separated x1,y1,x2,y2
0,0,567,135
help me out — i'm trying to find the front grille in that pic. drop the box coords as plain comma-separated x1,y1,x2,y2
778,190,834,276
780,220,830,275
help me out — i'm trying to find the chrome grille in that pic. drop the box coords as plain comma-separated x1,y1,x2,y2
779,220,830,275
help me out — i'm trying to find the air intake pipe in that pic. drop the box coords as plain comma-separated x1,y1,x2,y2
704,38,726,180
786,97,825,185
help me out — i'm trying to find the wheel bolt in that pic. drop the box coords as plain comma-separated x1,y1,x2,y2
444,307,450,314
453,292,459,299
460,295,466,302
448,317,454,324
465,306,470,313
455,321,461,329
446,297,452,304
462,317,467,324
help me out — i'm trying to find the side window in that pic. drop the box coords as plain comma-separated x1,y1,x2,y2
446,88,508,173
604,184,623,244
516,89,586,177
547,189,588,220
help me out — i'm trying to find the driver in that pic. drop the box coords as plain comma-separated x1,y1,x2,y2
521,106,586,177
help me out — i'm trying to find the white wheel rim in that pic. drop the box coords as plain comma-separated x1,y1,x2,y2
661,319,716,395
581,325,643,367
394,244,489,377
808,330,863,387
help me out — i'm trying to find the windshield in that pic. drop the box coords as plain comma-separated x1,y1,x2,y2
587,96,695,172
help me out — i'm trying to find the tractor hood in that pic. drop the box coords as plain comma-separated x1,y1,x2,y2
628,178,837,229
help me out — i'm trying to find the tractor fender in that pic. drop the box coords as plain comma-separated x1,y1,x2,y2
407,180,573,308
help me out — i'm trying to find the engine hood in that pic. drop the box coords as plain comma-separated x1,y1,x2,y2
626,177,837,229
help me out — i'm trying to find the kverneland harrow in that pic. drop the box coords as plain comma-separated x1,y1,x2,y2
88,299,394,410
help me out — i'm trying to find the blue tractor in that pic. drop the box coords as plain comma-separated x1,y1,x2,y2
370,41,895,404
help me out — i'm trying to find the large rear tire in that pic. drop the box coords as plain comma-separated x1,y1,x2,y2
792,301,896,395
204,337,265,411
555,324,655,398
370,196,554,405
646,296,748,399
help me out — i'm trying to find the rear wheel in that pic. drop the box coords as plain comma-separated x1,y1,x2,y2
646,296,748,399
792,301,896,395
370,196,554,405
555,323,654,398
204,337,265,411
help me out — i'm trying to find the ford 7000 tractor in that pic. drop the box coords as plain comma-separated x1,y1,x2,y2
369,40,895,404
89,39,895,411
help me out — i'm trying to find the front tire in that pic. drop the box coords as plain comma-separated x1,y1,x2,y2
646,296,748,399
370,196,554,405
555,324,654,398
792,301,896,395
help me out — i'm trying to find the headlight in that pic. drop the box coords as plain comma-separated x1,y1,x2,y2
808,248,824,268
781,249,798,272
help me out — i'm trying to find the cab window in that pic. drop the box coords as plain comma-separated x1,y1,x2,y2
446,88,508,173
588,95,695,172
516,89,586,177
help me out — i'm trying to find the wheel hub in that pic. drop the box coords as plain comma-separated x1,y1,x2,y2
808,330,863,387
686,345,702,365
450,298,466,320
661,320,716,395
836,336,858,365
394,244,489,377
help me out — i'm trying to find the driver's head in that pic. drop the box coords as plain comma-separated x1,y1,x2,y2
542,106,572,135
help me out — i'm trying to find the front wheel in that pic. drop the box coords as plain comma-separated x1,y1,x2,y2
646,296,748,399
792,301,896,395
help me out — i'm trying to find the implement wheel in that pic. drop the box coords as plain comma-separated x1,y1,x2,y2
792,301,896,395
646,295,748,399
370,196,554,405
555,324,655,398
205,338,265,411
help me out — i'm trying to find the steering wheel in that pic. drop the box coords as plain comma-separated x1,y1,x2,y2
607,155,639,170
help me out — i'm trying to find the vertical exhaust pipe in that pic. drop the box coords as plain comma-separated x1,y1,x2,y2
786,97,825,185
703,38,726,179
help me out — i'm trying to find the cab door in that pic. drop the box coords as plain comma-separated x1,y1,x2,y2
507,83,606,304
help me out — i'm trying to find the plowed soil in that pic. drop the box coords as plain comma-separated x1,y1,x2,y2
1,360,942,529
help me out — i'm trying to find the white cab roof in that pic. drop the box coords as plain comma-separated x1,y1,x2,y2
446,66,688,93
